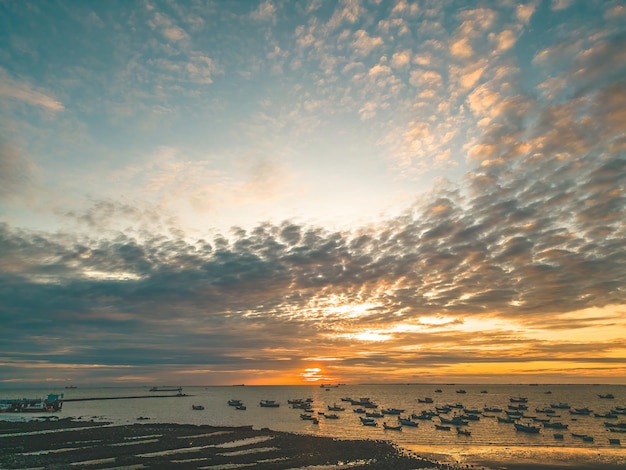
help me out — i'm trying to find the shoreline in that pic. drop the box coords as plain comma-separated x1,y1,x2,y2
1,418,625,469
406,444,626,470
0,418,459,469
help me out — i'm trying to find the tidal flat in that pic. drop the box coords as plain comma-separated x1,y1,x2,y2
0,418,456,469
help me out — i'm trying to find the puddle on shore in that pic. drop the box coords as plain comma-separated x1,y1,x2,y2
136,444,215,457
178,431,233,439
68,457,116,466
124,434,162,440
214,435,274,448
285,462,372,470
135,435,275,458
171,457,209,463
0,425,107,438
110,438,160,446
20,446,86,456
217,446,278,456
197,464,256,469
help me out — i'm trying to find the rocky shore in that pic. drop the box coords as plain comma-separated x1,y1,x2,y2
0,418,458,469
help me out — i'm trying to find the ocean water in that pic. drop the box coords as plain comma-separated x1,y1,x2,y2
2,383,626,467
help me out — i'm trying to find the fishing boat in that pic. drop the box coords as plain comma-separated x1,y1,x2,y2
235,404,246,410
0,393,64,413
382,407,404,415
418,397,433,403
463,414,480,422
228,399,243,406
435,424,451,430
349,397,372,405
609,438,621,445
543,422,568,429
192,405,204,410
456,427,471,436
484,406,503,413
554,433,564,439
383,422,402,430
599,394,615,399
288,398,313,405
514,423,541,433
605,422,626,429
440,416,468,425
291,402,312,410
150,386,182,392
550,402,570,409
259,400,279,407
510,396,528,403
398,417,418,427
328,403,345,411
412,410,437,420
509,403,528,410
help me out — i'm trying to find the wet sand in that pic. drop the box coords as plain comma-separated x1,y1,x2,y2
0,418,456,469
408,444,626,470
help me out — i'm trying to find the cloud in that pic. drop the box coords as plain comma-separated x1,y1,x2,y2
516,3,536,24
327,0,362,29
0,140,36,202
450,59,488,89
493,29,517,53
185,53,218,84
391,50,411,69
162,26,188,42
551,0,573,11
0,69,64,111
450,37,474,58
1,0,625,385
2,102,625,379
351,30,384,57
251,0,277,22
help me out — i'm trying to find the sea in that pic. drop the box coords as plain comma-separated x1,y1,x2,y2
2,383,626,468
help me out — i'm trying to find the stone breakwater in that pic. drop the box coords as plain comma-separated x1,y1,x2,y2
0,418,463,469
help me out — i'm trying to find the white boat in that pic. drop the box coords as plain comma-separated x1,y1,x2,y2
259,400,279,407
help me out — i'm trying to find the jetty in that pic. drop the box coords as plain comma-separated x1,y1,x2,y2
64,392,187,402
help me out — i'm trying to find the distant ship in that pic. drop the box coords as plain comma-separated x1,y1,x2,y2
0,393,64,413
149,386,183,392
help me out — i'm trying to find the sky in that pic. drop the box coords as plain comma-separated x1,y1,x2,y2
1,0,625,387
